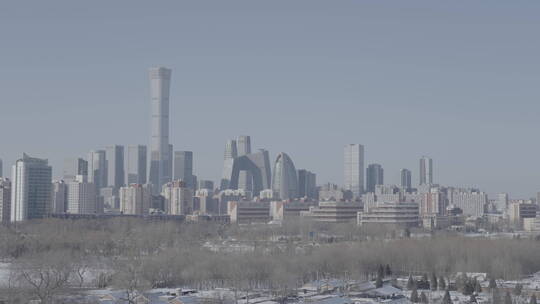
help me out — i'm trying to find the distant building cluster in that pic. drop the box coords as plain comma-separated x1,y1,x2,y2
1,67,539,232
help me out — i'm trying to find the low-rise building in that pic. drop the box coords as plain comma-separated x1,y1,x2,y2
228,200,271,224
300,201,362,223
270,201,313,221
508,202,537,228
357,202,419,228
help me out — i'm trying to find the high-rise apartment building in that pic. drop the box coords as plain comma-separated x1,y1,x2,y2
11,154,52,222
149,67,172,194
400,169,412,191
119,184,152,215
419,156,433,185
173,151,194,188
344,144,364,198
162,180,193,215
106,145,125,191
67,175,98,214
51,180,67,214
0,178,11,222
127,145,147,185
88,150,107,190
63,157,88,181
366,164,384,193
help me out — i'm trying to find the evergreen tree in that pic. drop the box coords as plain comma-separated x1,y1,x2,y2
439,277,446,291
489,277,497,290
513,284,522,296
442,290,453,304
407,275,415,290
411,286,419,303
504,291,512,304
385,264,392,276
430,273,438,291
420,292,428,304
530,294,537,304
376,275,383,288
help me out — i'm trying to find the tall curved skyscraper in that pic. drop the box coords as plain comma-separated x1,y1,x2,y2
271,152,298,200
149,67,172,193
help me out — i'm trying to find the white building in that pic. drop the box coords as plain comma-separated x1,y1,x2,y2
119,184,152,215
358,202,419,228
344,144,364,198
11,154,52,222
162,180,193,215
67,175,98,214
448,189,487,217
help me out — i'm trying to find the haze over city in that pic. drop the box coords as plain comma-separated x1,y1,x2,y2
2,1,540,198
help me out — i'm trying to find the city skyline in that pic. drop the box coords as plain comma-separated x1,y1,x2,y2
2,1,540,197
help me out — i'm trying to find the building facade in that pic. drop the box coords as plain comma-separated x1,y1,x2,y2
173,151,194,189
419,156,433,185
11,154,52,222
149,67,172,194
67,175,98,214
119,184,152,215
106,145,125,191
127,145,147,185
366,164,384,193
272,152,299,200
51,180,67,214
88,150,107,190
0,178,11,222
400,169,412,192
344,144,364,199
162,180,194,215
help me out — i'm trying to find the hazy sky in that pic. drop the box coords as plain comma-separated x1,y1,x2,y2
1,1,539,198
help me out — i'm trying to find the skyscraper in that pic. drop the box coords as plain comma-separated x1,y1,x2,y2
0,158,3,177
298,169,317,199
106,145,125,191
173,151,194,188
162,180,193,215
11,154,52,222
149,66,172,194
51,180,67,214
0,178,11,222
419,156,433,185
236,136,252,192
63,157,88,181
220,139,238,189
67,175,98,214
344,144,365,198
400,169,412,191
127,145,147,185
366,163,384,193
88,150,107,190
119,184,152,215
272,152,299,200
